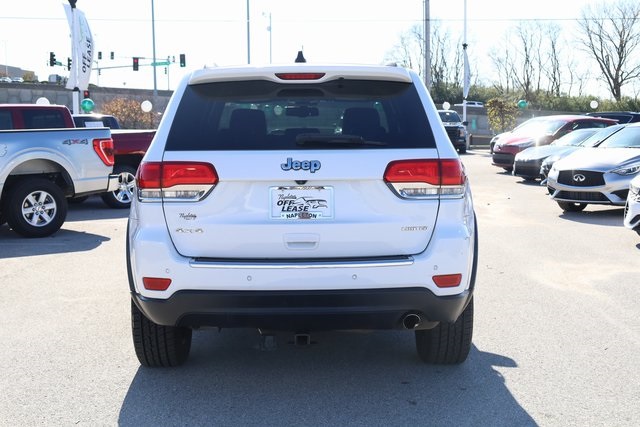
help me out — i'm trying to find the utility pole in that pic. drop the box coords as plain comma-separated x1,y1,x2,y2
151,0,158,97
68,0,79,115
424,0,431,89
246,0,251,64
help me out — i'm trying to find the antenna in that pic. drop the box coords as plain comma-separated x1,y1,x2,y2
295,51,306,63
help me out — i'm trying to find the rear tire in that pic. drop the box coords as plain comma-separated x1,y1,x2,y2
557,201,587,212
3,178,68,238
415,297,473,364
101,164,137,209
131,300,192,367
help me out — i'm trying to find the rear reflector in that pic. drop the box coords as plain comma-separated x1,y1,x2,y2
275,72,325,80
432,274,462,288
142,277,172,291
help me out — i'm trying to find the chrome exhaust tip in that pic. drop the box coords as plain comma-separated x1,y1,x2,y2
402,313,422,329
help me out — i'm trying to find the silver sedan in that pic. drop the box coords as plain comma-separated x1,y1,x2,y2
547,123,640,212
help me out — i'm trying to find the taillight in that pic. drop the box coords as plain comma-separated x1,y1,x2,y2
93,138,114,166
383,159,466,199
137,161,218,202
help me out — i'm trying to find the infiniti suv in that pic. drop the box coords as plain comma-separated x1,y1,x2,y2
127,64,478,367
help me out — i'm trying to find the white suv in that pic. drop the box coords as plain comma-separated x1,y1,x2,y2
127,64,478,367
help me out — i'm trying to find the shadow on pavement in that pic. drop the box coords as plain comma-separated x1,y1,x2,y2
65,196,130,222
559,207,625,227
0,226,110,258
118,329,534,426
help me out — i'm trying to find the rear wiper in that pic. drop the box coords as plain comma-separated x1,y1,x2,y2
296,134,387,146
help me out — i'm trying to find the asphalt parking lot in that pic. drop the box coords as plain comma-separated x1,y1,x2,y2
1,149,639,426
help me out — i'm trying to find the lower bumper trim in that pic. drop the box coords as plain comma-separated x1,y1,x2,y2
132,287,472,331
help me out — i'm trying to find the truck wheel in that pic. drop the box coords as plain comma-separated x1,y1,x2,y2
3,178,68,238
557,201,587,212
415,297,473,364
131,300,192,367
101,164,136,209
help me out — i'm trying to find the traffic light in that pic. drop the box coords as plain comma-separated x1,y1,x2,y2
179,54,186,67
110,51,114,60
67,58,72,71
83,90,90,99
98,51,102,60
133,57,139,71
49,52,56,67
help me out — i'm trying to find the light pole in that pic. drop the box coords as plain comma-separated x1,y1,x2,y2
266,12,272,64
246,0,251,64
423,0,431,88
151,0,158,96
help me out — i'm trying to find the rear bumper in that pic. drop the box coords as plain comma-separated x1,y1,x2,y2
131,287,473,331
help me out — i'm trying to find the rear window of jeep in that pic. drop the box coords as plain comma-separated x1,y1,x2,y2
165,79,436,151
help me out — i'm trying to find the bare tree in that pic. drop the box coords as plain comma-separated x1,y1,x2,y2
384,24,424,77
542,23,562,97
429,22,463,101
489,22,547,101
577,0,640,101
384,22,464,101
511,22,546,102
489,45,516,95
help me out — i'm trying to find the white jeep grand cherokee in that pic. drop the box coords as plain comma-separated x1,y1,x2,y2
127,64,478,367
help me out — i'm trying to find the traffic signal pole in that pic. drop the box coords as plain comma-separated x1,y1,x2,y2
151,0,158,97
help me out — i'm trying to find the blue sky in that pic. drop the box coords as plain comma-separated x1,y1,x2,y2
1,0,599,93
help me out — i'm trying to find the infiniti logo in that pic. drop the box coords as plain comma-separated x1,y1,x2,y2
573,173,586,182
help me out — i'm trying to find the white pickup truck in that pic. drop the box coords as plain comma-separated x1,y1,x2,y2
0,127,118,237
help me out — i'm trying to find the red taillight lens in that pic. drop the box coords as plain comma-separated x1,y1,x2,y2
142,277,172,291
93,138,115,166
137,162,218,189
137,162,162,189
384,159,465,186
432,274,462,288
275,72,326,80
440,159,466,186
384,159,441,185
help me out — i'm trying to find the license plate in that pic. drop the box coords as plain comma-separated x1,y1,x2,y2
270,186,334,220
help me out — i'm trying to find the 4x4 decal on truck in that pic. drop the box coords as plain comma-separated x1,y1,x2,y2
62,138,89,145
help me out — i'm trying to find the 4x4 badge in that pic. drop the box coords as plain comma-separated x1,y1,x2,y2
281,157,321,173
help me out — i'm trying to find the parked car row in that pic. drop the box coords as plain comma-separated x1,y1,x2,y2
0,76,24,83
491,115,617,171
491,114,640,238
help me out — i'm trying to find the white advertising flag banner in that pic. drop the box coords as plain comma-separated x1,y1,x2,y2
463,48,471,99
64,4,94,91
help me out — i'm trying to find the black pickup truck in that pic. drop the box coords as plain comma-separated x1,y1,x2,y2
438,110,469,153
